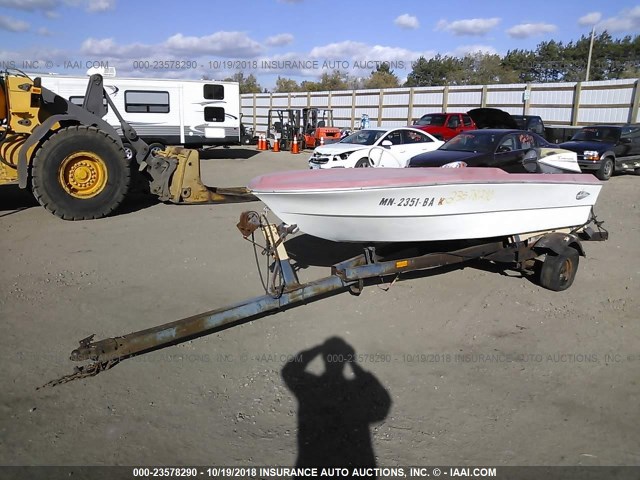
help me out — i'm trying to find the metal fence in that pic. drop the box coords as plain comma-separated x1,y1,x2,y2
241,78,640,134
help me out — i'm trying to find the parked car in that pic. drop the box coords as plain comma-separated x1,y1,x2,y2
511,115,545,136
408,129,580,173
411,113,476,141
308,127,444,169
558,124,640,180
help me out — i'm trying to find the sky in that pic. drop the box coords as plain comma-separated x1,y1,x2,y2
1,0,639,89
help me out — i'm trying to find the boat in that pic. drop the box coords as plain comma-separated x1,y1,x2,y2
247,168,603,243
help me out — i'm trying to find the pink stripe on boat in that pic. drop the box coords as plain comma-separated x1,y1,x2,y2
248,168,601,192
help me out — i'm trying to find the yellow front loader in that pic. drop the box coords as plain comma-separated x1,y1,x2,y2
0,70,256,220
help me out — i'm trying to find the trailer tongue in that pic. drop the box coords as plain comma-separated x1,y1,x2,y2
41,211,607,388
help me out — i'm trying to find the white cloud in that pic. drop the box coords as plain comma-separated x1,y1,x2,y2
578,12,602,26
394,14,419,30
86,0,115,12
164,32,263,57
0,0,114,13
81,37,154,58
0,14,30,32
597,6,640,33
507,23,557,39
37,26,54,36
265,33,294,47
0,0,57,10
449,44,498,57
309,40,434,64
436,17,500,36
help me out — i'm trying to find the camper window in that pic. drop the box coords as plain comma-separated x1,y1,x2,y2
203,84,224,100
204,107,225,122
125,91,170,113
69,96,108,111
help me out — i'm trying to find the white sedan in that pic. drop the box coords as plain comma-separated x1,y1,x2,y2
308,127,444,169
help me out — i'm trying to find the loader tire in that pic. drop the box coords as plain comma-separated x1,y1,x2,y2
31,126,130,220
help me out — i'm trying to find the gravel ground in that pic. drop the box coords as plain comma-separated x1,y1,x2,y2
1,147,639,473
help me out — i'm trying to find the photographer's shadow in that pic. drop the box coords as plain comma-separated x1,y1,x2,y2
281,337,391,473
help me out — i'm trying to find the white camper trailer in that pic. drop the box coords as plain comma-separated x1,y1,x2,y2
38,72,242,157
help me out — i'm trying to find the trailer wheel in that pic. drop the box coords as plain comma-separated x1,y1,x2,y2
539,248,579,291
148,142,165,157
31,126,130,220
595,157,614,181
355,158,372,168
123,143,134,161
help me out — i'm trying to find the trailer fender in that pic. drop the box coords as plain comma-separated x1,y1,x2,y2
17,113,121,188
532,232,585,257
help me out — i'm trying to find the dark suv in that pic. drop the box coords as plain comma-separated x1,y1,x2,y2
559,125,640,180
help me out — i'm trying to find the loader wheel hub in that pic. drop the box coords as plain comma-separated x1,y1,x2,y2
58,151,108,198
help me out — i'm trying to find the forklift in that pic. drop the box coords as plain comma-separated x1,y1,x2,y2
301,108,341,149
266,108,342,151
0,70,256,220
266,109,301,151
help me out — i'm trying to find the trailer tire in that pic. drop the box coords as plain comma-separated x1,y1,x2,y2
355,158,372,168
31,126,130,220
148,142,165,157
539,248,579,291
595,157,614,181
123,142,134,161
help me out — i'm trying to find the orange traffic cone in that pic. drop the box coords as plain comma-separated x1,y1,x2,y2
257,134,264,150
291,135,300,154
272,137,280,152
260,134,267,151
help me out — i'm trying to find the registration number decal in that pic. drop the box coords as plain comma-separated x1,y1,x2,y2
379,197,435,207
379,189,495,207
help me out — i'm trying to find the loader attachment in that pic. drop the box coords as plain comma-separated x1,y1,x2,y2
150,146,258,204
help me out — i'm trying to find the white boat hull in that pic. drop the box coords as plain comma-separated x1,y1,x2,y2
249,168,603,243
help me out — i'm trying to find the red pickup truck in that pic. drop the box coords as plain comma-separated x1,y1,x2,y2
411,112,476,141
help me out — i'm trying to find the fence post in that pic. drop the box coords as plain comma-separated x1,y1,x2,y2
350,90,356,130
442,85,449,112
408,87,414,124
252,93,257,132
629,79,640,124
481,85,488,108
377,88,384,126
523,84,531,115
571,82,582,126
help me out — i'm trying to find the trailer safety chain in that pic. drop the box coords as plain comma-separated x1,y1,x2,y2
238,210,290,299
37,358,120,389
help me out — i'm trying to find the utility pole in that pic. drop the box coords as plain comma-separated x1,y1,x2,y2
585,26,595,81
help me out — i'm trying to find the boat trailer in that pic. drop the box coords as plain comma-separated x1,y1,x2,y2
42,211,608,387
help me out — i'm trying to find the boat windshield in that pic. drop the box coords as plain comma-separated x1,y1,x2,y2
339,129,386,146
414,114,446,126
571,127,621,143
440,132,495,153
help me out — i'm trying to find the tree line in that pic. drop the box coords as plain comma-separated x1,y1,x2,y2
224,32,639,93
